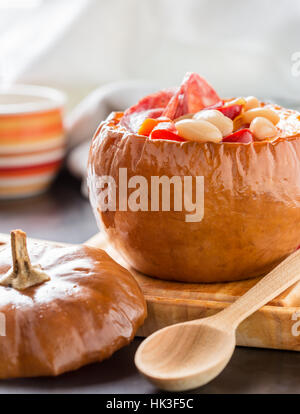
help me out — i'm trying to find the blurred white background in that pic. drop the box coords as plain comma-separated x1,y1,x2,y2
1,0,300,110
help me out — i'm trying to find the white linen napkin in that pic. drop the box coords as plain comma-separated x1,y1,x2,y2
66,80,159,195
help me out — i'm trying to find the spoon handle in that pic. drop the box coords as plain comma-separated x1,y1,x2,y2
212,249,300,328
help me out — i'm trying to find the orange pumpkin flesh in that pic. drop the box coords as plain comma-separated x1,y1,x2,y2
0,231,146,378
88,107,300,283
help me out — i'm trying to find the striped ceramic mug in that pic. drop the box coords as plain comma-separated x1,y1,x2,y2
0,85,66,199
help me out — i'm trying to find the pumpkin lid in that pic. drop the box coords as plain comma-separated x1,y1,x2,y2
0,230,146,379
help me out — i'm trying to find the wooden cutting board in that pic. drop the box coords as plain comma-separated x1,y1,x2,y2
87,233,300,352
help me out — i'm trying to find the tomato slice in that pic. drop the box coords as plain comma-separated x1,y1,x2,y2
124,88,175,115
120,107,165,133
222,128,253,143
150,122,185,142
120,89,175,132
163,72,220,119
217,104,242,120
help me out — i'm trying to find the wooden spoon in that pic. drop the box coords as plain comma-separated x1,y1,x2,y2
135,249,300,391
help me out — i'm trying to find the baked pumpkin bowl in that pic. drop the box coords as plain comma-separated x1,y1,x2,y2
88,72,300,283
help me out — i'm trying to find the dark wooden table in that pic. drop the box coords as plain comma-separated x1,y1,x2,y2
1,170,300,394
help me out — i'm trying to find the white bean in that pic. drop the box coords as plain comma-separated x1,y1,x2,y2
193,109,233,136
244,96,260,111
242,107,280,125
250,117,278,140
175,119,222,143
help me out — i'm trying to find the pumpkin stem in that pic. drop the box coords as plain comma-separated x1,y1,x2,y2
0,230,50,290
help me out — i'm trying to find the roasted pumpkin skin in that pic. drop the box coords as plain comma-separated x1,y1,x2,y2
0,240,146,378
88,109,300,283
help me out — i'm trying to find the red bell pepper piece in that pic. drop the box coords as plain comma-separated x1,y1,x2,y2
150,122,185,142
204,101,223,110
217,104,242,120
138,117,170,136
223,128,253,143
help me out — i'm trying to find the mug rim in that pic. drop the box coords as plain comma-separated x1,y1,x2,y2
0,84,66,115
